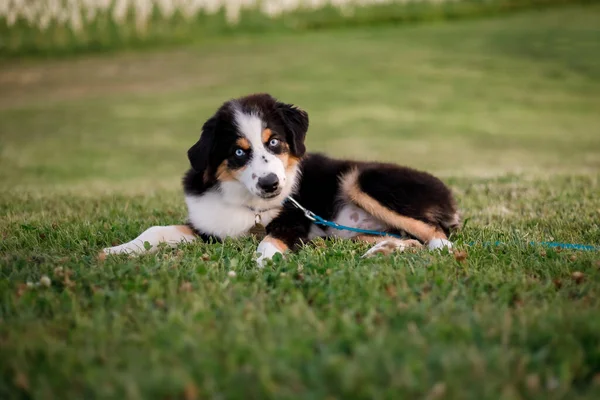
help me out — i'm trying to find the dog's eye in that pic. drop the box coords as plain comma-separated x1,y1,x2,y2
268,138,280,148
234,148,246,158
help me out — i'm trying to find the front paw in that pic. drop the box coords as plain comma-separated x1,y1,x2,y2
255,246,283,268
256,236,288,268
427,238,453,251
256,252,277,268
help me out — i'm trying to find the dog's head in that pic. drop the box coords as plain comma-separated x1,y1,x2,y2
187,93,309,201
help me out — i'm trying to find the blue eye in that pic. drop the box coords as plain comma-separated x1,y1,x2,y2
235,149,245,157
269,138,280,147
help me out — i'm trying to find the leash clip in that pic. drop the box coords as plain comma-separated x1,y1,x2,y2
303,210,317,222
286,196,316,221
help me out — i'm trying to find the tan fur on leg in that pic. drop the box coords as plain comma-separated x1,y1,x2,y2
341,169,448,245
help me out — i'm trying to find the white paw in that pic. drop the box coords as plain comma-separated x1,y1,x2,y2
255,241,283,268
98,246,126,260
102,242,145,255
101,246,122,256
428,238,453,251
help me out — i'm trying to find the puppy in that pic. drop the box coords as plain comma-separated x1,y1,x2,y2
102,93,460,265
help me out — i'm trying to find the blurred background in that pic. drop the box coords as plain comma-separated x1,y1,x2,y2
1,0,599,194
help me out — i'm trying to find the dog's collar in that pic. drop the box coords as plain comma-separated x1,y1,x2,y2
244,204,282,224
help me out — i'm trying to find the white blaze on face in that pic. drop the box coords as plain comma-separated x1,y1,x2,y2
233,109,287,197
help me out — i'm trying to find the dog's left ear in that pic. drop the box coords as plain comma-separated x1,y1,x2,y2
275,102,309,157
187,115,218,182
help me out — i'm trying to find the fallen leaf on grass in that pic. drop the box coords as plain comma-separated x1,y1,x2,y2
16,284,28,298
63,276,76,288
571,271,585,284
14,371,29,391
526,374,540,391
553,279,562,289
426,382,446,400
546,376,559,391
453,250,467,262
511,294,524,308
179,282,193,292
385,285,397,298
39,276,51,287
184,382,198,400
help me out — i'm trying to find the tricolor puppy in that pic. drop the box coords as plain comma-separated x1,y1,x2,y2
102,93,460,265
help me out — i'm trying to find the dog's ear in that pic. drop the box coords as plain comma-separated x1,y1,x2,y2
275,102,309,158
187,115,217,180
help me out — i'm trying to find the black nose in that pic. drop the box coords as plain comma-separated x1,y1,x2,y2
257,173,279,193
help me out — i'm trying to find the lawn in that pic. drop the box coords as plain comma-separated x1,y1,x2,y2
1,4,600,399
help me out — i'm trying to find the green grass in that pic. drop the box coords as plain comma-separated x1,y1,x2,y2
0,0,591,58
1,4,600,399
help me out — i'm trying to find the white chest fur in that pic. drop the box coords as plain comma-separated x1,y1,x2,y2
185,191,281,238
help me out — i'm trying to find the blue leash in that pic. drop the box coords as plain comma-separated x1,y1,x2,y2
471,240,598,251
285,197,598,251
285,196,404,239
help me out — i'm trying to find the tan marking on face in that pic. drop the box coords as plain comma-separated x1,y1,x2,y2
263,235,289,253
265,140,296,171
175,225,194,236
216,160,245,182
341,169,447,244
262,128,272,143
236,137,251,150
276,151,289,169
285,154,301,172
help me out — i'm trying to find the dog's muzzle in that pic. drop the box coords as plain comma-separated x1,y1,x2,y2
257,173,280,197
